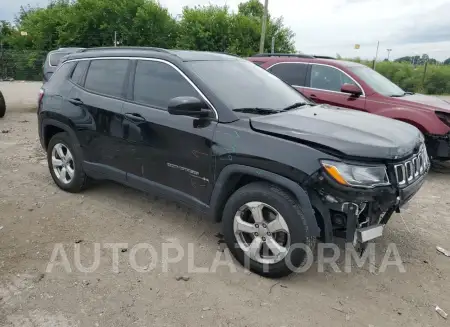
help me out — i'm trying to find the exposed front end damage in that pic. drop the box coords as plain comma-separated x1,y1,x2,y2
305,146,430,247
425,132,450,160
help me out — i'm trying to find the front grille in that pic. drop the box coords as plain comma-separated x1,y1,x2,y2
393,146,429,186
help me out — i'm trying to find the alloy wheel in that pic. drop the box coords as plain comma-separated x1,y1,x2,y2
233,201,290,265
51,143,75,185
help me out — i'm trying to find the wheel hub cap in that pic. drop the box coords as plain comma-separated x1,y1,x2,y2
51,143,75,185
233,201,291,265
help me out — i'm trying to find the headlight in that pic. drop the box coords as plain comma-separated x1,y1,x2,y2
320,160,390,188
435,111,450,127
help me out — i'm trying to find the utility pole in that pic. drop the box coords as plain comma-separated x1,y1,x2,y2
271,31,279,54
114,31,117,47
373,41,380,69
387,48,392,61
259,0,269,54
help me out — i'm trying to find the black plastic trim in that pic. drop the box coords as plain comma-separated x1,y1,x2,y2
209,164,320,237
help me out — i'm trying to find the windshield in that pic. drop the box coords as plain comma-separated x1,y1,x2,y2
349,66,405,97
186,59,310,111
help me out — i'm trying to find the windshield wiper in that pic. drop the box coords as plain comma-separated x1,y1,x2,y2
281,102,310,111
232,107,280,115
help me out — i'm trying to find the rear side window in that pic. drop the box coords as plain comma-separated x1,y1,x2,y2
310,64,357,92
133,60,199,109
268,63,308,86
84,59,129,98
70,61,89,85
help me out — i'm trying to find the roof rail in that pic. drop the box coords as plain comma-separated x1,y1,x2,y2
251,53,315,58
80,46,172,53
313,55,336,59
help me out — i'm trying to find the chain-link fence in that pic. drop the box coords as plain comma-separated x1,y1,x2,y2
0,47,47,81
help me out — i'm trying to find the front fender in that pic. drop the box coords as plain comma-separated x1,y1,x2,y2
209,164,320,237
377,106,448,135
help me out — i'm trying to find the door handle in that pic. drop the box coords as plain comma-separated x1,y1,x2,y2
309,94,318,98
124,113,146,122
68,98,83,106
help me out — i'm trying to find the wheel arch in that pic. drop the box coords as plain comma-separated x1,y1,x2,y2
209,164,320,237
41,118,80,151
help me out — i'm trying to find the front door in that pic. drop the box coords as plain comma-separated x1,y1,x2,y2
122,59,217,204
302,64,366,111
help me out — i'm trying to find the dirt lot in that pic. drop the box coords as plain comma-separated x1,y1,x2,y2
1,82,450,327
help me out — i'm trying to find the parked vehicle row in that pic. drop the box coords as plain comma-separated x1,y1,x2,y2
38,47,430,277
248,53,450,161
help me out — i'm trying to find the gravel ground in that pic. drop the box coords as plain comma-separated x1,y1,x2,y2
1,82,450,327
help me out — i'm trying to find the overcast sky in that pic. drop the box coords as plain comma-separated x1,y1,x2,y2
1,0,449,60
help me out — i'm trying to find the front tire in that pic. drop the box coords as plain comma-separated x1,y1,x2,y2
222,182,316,278
47,132,89,192
0,91,6,118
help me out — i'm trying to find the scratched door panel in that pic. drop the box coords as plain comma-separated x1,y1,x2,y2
122,101,217,204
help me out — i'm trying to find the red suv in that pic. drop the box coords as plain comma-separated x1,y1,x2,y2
248,54,450,161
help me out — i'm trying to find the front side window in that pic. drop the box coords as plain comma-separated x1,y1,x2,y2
349,66,405,97
269,63,308,86
84,59,129,98
310,64,357,92
186,59,310,111
133,60,199,109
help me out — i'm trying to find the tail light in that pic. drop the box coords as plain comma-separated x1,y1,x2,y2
38,88,44,109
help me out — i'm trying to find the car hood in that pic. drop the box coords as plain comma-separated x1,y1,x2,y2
389,93,450,112
250,105,423,160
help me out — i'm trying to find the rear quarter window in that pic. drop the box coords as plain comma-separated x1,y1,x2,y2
45,61,76,88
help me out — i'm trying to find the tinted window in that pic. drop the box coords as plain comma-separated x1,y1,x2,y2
269,63,308,86
46,61,76,87
70,61,89,85
84,59,129,98
187,59,310,111
133,60,199,109
310,64,357,92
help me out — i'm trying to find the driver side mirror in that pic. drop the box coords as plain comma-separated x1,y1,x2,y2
168,96,211,118
341,83,363,97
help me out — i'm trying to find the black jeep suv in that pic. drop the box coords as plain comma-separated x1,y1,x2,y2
38,47,429,277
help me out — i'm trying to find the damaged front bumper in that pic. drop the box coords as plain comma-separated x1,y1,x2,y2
306,155,430,244
425,132,450,160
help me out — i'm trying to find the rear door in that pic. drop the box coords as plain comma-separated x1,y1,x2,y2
302,64,366,111
67,58,131,178
121,59,216,204
267,62,309,92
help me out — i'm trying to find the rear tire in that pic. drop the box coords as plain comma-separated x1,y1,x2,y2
222,182,316,278
0,91,6,118
47,132,90,192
